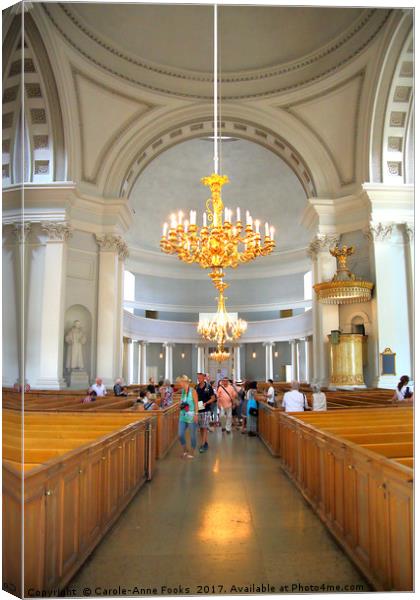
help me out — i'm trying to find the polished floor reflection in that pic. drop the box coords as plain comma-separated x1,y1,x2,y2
70,430,370,594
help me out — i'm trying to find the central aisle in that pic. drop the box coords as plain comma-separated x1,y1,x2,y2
71,430,370,594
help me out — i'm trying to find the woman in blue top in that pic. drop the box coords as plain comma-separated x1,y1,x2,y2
176,375,199,459
246,380,258,436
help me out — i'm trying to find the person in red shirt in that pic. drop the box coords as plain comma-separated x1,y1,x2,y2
216,376,237,433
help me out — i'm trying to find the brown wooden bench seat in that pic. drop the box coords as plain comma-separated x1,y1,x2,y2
277,407,413,591
2,409,157,597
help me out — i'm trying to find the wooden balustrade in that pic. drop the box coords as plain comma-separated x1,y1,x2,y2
277,408,413,591
2,410,157,597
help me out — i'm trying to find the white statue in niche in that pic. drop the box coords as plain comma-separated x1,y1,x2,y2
65,320,87,370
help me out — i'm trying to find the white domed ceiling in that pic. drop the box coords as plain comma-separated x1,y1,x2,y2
45,4,390,98
66,4,364,74
127,138,310,261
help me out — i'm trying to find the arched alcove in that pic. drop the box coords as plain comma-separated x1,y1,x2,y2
63,305,92,383
125,136,311,315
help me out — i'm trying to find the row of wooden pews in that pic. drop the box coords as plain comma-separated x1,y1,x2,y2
3,409,158,597
278,407,413,591
3,389,182,460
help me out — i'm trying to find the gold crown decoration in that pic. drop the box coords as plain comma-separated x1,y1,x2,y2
313,244,374,305
160,173,276,292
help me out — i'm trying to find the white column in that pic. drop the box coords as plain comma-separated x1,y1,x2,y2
403,224,414,378
304,336,313,384
365,223,412,387
196,344,205,374
10,223,32,386
36,222,72,388
308,234,340,387
138,341,148,385
233,345,242,381
127,338,134,384
122,337,133,385
95,234,128,386
122,337,130,384
263,342,274,380
289,339,298,381
164,342,174,383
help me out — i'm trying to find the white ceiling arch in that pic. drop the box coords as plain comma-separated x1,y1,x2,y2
102,103,342,199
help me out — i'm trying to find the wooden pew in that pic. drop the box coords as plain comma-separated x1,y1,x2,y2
2,409,157,597
277,407,413,591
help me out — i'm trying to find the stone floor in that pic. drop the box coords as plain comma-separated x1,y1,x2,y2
70,429,371,595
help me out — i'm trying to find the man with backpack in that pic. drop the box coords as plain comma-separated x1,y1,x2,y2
196,372,216,452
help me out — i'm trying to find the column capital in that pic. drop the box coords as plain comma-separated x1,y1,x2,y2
95,233,129,259
41,221,73,242
163,342,175,348
262,341,275,347
307,233,341,260
12,221,32,243
363,222,394,242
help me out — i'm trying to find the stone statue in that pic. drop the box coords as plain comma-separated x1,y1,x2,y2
65,320,87,370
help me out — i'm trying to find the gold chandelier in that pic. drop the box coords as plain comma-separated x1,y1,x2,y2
160,174,275,292
160,6,275,293
313,245,374,305
197,291,247,346
209,344,231,363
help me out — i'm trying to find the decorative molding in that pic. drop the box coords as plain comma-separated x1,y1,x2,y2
12,222,32,243
43,4,391,100
363,222,394,242
122,116,316,199
307,234,341,260
95,233,129,259
41,221,73,241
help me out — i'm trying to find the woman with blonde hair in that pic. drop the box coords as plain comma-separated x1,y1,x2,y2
176,375,199,459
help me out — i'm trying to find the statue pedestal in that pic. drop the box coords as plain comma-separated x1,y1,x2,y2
328,333,367,389
69,370,89,389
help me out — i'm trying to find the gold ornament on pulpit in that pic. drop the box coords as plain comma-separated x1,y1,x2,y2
313,244,373,304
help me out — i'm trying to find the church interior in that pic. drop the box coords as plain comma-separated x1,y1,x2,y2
2,2,414,597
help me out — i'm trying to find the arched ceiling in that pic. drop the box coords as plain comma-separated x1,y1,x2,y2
66,4,364,74
127,138,310,268
41,3,391,99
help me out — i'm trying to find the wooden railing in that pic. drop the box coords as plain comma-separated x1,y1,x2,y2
277,408,413,591
3,410,157,597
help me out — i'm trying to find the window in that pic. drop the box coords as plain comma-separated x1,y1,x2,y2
124,270,135,314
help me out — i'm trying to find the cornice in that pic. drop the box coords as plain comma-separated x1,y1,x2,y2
42,3,392,101
2,183,133,233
